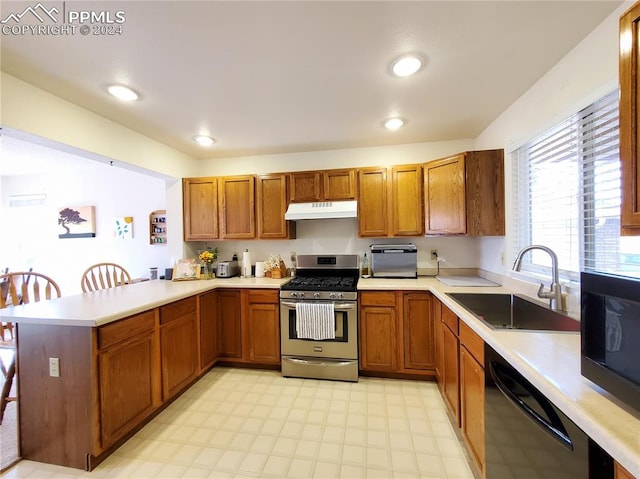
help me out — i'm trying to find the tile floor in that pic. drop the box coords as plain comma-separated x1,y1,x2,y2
1,367,474,479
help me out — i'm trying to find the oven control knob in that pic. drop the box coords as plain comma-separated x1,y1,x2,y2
337,293,344,299
329,293,336,299
313,292,320,298
299,292,305,298
290,292,298,298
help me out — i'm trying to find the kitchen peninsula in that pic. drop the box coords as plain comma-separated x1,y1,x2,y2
2,277,638,477
2,277,289,470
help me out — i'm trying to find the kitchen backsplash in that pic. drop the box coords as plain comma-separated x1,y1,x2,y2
182,218,483,272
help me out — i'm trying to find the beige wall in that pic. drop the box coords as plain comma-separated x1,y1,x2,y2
199,138,475,176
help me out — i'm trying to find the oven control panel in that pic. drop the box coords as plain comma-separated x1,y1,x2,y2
281,290,357,301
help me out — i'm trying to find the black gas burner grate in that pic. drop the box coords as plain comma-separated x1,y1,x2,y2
282,275,358,292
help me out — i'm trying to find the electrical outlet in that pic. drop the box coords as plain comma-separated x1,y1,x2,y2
430,249,438,260
49,357,60,377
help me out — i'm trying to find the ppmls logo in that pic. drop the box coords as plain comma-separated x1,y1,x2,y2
1,2,125,36
1,2,59,23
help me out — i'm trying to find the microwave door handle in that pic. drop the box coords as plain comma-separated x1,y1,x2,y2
489,360,573,451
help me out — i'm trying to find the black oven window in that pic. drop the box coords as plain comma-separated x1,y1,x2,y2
605,297,640,385
288,310,349,342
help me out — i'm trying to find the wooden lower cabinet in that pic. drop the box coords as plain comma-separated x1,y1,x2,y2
199,291,219,370
160,298,199,401
218,289,243,359
403,292,434,371
98,310,161,450
441,320,460,424
99,328,160,448
360,304,398,372
616,462,637,479
433,297,444,382
218,289,281,365
437,305,486,478
245,289,280,363
359,291,435,376
460,345,485,478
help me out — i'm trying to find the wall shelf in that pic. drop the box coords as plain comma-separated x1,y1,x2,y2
150,210,167,244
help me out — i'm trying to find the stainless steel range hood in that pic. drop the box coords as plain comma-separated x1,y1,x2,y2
284,201,357,220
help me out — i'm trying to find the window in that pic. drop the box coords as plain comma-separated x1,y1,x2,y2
512,90,640,279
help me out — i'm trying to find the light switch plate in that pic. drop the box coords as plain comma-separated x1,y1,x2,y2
49,357,60,377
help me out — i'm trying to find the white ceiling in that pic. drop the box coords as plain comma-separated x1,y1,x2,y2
0,1,622,162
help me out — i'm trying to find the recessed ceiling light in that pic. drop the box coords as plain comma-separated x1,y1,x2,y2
193,135,216,146
390,54,423,77
106,84,139,102
383,117,405,130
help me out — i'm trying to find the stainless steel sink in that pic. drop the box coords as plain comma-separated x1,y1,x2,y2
445,293,580,332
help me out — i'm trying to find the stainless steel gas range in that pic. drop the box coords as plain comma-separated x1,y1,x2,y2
279,254,359,382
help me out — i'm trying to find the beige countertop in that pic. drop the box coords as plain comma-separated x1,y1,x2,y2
1,274,638,475
0,276,290,327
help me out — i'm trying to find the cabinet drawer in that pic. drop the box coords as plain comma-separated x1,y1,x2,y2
247,289,279,304
442,305,459,335
360,291,397,306
459,321,484,365
99,310,156,350
160,297,197,325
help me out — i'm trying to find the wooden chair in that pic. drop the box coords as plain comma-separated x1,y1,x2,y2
0,271,61,424
80,262,131,292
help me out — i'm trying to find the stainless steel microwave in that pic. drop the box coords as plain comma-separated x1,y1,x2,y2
581,271,640,412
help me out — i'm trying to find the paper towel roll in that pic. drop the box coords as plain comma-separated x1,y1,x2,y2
255,261,265,278
242,250,252,277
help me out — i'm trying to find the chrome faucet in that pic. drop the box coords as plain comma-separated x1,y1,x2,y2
512,245,564,311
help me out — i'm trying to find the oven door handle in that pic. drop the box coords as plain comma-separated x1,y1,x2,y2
280,301,357,311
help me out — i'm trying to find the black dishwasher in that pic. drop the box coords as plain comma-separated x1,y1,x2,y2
484,345,613,479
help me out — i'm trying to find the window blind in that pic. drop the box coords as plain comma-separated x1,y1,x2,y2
512,90,640,278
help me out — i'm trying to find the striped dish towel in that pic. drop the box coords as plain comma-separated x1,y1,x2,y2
295,302,336,340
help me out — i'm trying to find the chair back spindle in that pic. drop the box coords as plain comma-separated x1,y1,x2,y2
80,263,131,293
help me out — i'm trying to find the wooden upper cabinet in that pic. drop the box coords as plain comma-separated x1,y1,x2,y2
218,175,255,239
425,150,505,236
425,155,466,234
289,171,322,202
289,168,357,203
324,169,357,200
358,165,423,238
620,3,640,234
182,177,219,240
391,164,424,236
256,173,296,239
358,167,389,237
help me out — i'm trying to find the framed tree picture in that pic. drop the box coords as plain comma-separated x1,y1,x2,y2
58,205,96,238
